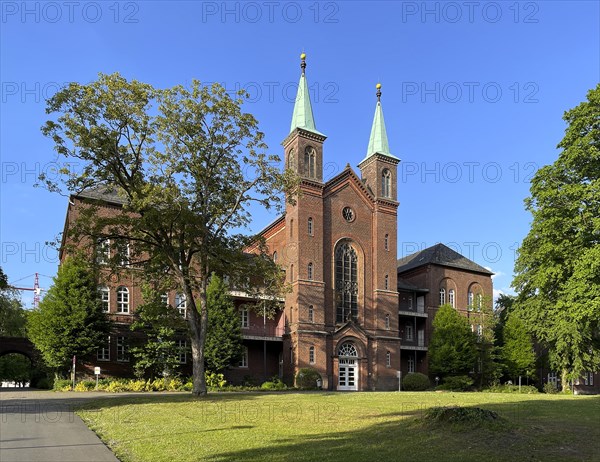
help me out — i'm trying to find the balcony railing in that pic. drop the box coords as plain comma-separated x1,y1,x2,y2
241,324,284,339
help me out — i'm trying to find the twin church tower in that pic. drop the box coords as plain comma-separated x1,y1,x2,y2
262,54,402,390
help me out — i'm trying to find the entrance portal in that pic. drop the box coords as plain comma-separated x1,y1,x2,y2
337,342,358,391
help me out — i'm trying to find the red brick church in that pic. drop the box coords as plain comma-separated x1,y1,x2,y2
60,55,498,390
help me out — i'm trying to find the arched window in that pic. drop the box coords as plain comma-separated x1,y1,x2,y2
273,251,278,262
290,264,294,282
308,305,314,323
384,274,389,290
335,242,358,323
304,146,316,178
439,288,446,306
468,291,474,311
116,286,129,313
287,148,296,169
385,313,390,330
381,169,391,198
307,262,314,280
175,293,187,317
290,219,294,238
384,234,389,251
448,289,455,308
338,342,358,357
309,346,315,364
386,351,391,367
97,238,110,264
99,286,110,313
308,217,313,236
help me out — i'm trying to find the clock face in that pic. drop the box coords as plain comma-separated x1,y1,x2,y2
342,207,355,222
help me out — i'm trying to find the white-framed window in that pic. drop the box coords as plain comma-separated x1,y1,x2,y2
408,296,413,310
477,324,483,338
385,313,390,330
448,289,455,308
309,346,315,364
408,357,415,373
239,346,248,368
548,371,558,385
386,351,391,367
175,293,187,317
307,262,313,280
176,339,187,364
116,336,129,362
468,291,474,310
583,372,594,386
99,286,110,313
308,305,314,323
308,217,313,236
273,251,278,263
439,288,446,306
381,169,391,198
117,240,130,266
406,324,414,341
384,274,389,290
476,294,483,312
160,292,169,306
384,234,389,251
240,307,249,328
97,238,110,264
97,337,110,361
116,286,129,314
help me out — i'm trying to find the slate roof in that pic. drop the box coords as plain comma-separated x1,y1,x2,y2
397,243,493,275
397,278,429,292
75,185,128,205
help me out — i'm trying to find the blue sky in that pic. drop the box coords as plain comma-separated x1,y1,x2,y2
1,1,599,307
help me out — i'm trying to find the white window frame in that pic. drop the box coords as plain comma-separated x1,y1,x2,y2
308,217,313,236
175,293,187,317
476,293,483,312
468,291,474,311
116,286,129,314
118,241,130,266
448,289,455,308
116,336,129,362
97,337,110,361
307,262,313,280
240,307,249,328
160,292,169,306
386,351,391,368
439,288,446,306
97,238,110,265
99,286,110,313
309,346,315,364
408,357,415,373
308,305,314,323
239,346,248,368
406,324,414,341
177,339,187,364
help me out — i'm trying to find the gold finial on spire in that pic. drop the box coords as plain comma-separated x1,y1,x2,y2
300,52,306,74
376,83,382,102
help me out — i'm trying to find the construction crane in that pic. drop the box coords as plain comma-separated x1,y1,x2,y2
9,273,44,308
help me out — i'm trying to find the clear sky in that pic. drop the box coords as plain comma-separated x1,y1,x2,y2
1,1,599,307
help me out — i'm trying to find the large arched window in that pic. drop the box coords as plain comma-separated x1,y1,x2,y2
439,288,446,306
448,289,455,308
116,286,129,313
338,342,358,357
335,242,358,323
381,169,391,198
287,148,296,169
304,146,316,178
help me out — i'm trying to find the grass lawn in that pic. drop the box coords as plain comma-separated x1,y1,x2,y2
77,391,600,462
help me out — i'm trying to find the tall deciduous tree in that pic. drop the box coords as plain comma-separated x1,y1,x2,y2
41,73,295,395
0,267,27,337
27,257,109,374
513,85,600,389
429,304,478,380
205,274,243,372
501,311,536,381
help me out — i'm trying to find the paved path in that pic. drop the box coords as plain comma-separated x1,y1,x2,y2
0,388,121,462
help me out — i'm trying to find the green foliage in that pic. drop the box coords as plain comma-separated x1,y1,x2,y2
41,73,295,396
402,372,430,391
429,305,478,380
483,384,538,394
205,274,243,372
0,353,31,385
205,371,227,388
437,375,474,391
424,406,505,427
0,267,27,337
260,377,287,390
494,293,516,347
543,382,559,394
513,84,600,381
27,257,109,373
74,380,97,392
295,368,321,389
129,285,188,379
53,379,73,391
501,311,536,380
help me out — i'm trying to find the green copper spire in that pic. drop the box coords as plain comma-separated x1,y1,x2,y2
362,83,399,162
290,53,324,136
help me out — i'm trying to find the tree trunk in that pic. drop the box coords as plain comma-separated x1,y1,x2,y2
561,369,570,393
186,281,208,397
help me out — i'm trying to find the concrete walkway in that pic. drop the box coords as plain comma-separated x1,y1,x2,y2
0,388,120,462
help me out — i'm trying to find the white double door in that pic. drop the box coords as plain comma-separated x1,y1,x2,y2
338,358,358,391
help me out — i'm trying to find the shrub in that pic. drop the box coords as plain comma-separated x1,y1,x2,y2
104,380,128,393
402,373,430,391
260,377,287,390
425,406,505,426
543,382,559,394
484,384,538,394
295,368,321,389
205,371,227,389
74,380,96,392
437,375,474,391
34,377,53,389
129,380,147,392
53,379,72,391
